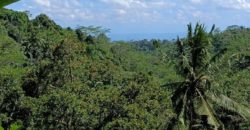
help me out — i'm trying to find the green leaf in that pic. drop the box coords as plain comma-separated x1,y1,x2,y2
196,88,223,130
168,86,190,130
0,0,19,8
208,92,250,121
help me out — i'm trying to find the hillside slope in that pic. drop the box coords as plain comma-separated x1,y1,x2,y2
0,9,249,129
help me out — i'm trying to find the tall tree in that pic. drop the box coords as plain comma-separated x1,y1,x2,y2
0,35,29,129
167,23,250,130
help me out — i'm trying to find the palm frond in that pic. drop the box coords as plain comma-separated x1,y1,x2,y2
161,81,185,91
187,23,193,46
171,85,189,113
196,88,223,130
200,48,227,72
168,87,190,130
207,92,250,121
189,23,212,72
177,37,184,55
167,117,189,130
177,55,193,78
178,88,189,126
209,24,216,35
0,0,19,8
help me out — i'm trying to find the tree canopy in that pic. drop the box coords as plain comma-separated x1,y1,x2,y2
0,8,249,130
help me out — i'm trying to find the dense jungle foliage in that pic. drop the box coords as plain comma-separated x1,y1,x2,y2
0,8,249,130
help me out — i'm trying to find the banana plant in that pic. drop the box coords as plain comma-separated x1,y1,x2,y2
0,0,19,8
166,23,250,130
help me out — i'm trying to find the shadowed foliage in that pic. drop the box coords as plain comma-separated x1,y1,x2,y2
0,0,19,8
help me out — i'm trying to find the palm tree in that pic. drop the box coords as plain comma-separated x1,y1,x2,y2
166,23,250,130
0,0,19,8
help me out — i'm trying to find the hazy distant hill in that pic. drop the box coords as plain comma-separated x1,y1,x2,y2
109,32,186,41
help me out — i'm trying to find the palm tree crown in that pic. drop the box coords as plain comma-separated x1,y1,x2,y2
167,23,250,130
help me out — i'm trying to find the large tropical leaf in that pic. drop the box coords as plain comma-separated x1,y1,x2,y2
168,86,190,130
168,118,189,130
171,86,189,113
0,0,19,8
196,88,223,130
208,92,250,121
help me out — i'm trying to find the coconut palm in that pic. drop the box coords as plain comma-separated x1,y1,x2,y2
166,23,250,130
0,0,19,8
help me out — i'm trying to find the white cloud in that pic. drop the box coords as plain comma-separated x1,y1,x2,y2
100,0,175,9
117,9,127,15
32,0,94,21
19,0,249,30
190,0,204,4
149,1,176,8
100,0,146,8
30,0,178,25
7,0,250,35
235,0,250,10
215,0,250,11
99,0,176,24
34,0,51,7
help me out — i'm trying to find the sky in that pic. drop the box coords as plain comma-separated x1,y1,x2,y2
6,0,250,40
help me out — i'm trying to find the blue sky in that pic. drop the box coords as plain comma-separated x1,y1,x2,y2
6,0,250,40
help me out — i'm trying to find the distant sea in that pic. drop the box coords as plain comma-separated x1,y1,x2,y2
108,32,186,41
